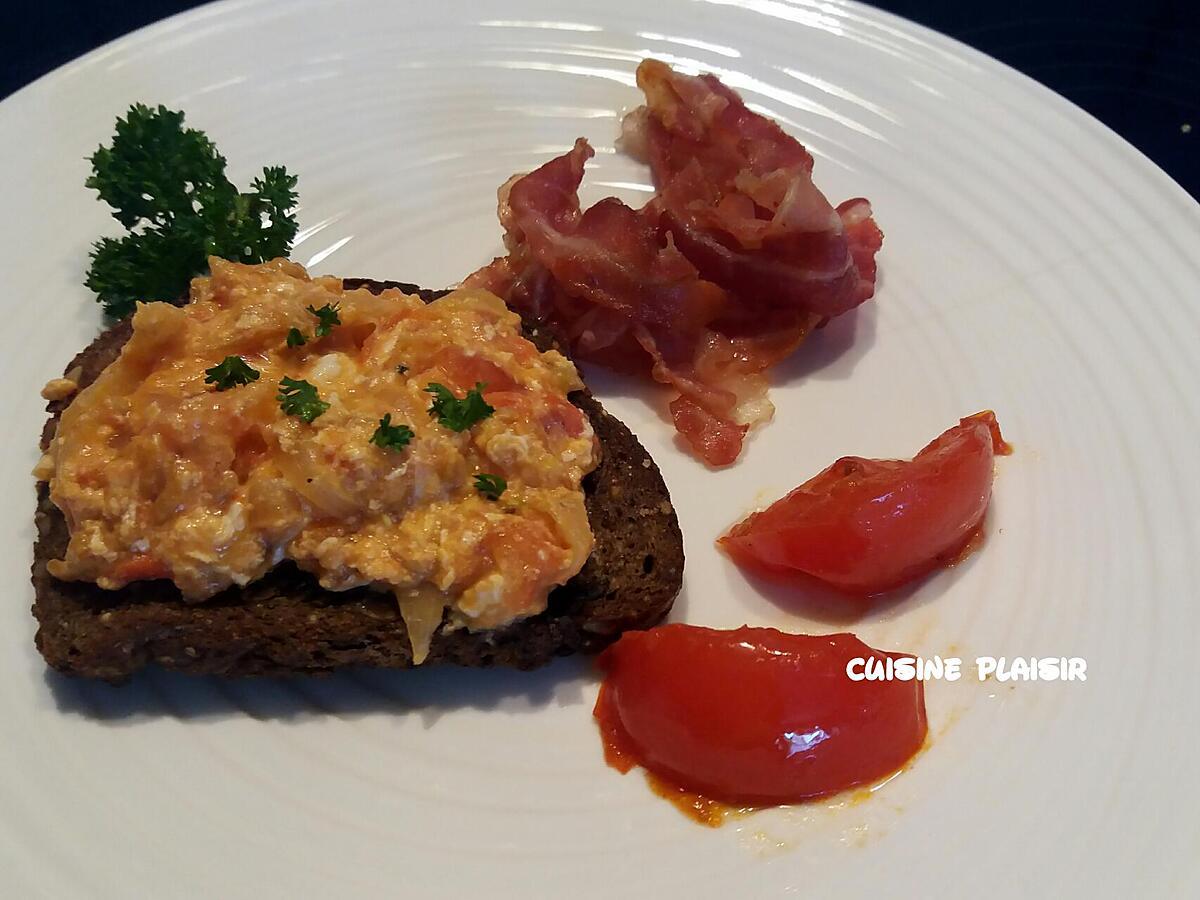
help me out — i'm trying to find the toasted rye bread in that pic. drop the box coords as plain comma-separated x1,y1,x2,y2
31,279,683,681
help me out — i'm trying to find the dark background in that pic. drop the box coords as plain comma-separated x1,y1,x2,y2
5,0,1198,198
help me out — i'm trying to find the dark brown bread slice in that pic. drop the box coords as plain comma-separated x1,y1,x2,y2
32,279,683,681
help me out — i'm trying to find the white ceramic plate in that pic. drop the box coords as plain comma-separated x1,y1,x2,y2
3,1,1198,896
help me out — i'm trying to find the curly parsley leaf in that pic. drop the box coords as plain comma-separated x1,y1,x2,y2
306,303,341,337
276,376,329,423
424,382,495,432
286,327,307,348
473,473,507,501
204,356,260,391
370,413,415,452
85,104,298,318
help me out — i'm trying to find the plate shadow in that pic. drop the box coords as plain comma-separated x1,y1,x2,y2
43,653,598,729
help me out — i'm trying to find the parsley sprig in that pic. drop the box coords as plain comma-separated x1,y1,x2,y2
474,474,507,501
370,414,415,452
277,377,329,423
204,356,260,391
286,327,307,347
85,104,298,318
425,382,494,432
306,303,341,337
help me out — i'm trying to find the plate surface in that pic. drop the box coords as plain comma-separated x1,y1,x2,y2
3,1,1198,896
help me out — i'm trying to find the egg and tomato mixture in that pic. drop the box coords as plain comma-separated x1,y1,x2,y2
43,258,598,662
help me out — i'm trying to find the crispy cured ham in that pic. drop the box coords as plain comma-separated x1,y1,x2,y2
466,60,882,466
623,59,881,319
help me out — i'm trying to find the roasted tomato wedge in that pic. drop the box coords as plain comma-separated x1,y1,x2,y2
720,411,1011,595
595,625,927,807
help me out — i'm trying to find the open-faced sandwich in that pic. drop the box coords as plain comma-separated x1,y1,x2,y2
28,58,1013,825
32,259,683,680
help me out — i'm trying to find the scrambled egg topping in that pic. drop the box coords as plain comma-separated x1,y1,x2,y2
45,259,598,662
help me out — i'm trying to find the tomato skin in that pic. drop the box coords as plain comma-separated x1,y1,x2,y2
110,554,170,585
720,411,1010,595
595,625,927,806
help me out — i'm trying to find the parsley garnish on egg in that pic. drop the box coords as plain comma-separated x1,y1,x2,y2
84,104,298,318
370,414,415,452
204,356,260,391
286,327,308,347
424,382,495,432
306,303,341,337
474,474,507,501
277,377,330,423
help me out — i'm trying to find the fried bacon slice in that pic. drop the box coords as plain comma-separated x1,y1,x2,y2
466,60,882,466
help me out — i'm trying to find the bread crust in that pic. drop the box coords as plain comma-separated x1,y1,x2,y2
31,279,683,680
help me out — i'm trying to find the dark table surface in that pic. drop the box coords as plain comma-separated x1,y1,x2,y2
7,0,1199,199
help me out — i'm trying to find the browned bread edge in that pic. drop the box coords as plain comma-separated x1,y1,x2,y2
31,278,684,681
